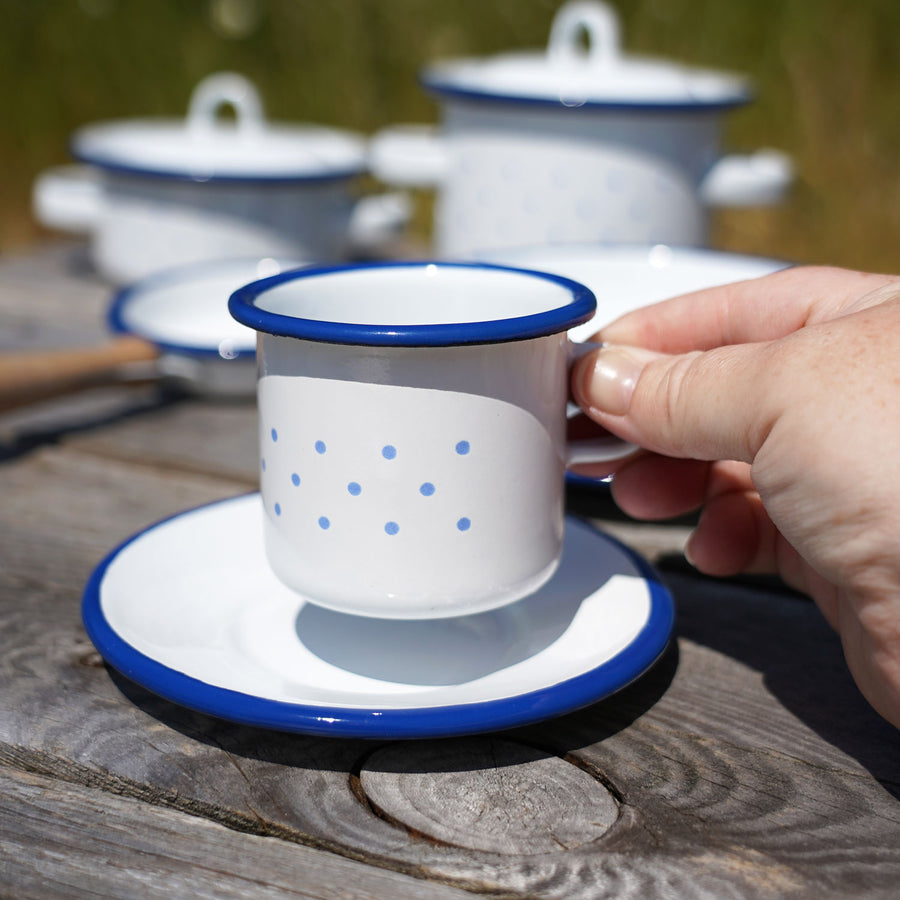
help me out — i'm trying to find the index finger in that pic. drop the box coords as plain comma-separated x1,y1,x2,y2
596,265,900,353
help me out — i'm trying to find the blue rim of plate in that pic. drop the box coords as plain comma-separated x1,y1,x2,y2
82,495,674,740
228,261,597,347
107,258,273,360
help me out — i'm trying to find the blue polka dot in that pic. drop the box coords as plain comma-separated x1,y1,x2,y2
456,440,470,455
420,482,435,496
291,473,300,486
261,458,266,472
382,445,397,460
274,503,281,517
315,440,326,454
385,521,399,535
457,517,471,531
271,428,278,442
318,516,330,530
348,482,361,496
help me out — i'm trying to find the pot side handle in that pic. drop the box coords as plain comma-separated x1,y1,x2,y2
700,149,793,207
369,125,449,188
32,164,102,234
347,192,412,250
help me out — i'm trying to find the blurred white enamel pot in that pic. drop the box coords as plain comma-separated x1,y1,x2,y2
33,73,409,284
370,1,792,257
228,261,634,619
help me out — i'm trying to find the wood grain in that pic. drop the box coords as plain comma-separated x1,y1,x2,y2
360,739,619,854
65,397,260,485
0,242,108,351
1,444,899,897
0,765,472,900
2,243,899,898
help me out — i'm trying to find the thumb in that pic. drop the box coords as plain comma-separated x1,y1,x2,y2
572,343,775,464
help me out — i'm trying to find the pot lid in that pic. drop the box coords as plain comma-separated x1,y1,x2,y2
421,1,751,111
71,73,368,183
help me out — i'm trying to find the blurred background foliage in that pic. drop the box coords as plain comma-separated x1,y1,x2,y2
2,0,899,272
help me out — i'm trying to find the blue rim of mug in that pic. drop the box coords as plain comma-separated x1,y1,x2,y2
228,261,597,347
81,493,675,740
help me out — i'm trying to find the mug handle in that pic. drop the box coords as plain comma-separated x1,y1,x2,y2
565,340,637,466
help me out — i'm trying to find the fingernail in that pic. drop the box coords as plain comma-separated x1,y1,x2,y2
576,345,650,417
683,532,698,567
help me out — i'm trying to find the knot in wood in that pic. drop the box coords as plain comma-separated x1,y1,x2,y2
359,738,618,855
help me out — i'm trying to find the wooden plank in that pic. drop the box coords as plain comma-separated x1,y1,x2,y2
0,242,108,350
64,397,260,486
0,765,472,900
2,446,900,897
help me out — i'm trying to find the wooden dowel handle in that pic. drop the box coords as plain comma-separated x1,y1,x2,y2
0,336,160,413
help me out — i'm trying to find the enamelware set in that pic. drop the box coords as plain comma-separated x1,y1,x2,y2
43,1,794,737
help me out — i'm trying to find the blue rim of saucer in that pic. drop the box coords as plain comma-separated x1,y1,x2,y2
228,261,597,347
81,495,674,740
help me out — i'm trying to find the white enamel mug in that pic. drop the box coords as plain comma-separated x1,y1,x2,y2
229,262,633,619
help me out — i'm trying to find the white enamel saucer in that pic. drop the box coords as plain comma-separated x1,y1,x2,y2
83,494,674,739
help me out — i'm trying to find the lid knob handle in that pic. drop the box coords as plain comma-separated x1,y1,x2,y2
547,1,621,69
187,72,265,139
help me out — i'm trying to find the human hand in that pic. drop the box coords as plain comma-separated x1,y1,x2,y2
571,265,900,728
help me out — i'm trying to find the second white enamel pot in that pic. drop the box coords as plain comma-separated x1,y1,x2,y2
370,1,792,256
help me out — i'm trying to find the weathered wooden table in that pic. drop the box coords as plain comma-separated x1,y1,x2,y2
1,244,899,899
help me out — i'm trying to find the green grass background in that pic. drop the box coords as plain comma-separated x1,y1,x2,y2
3,0,899,273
